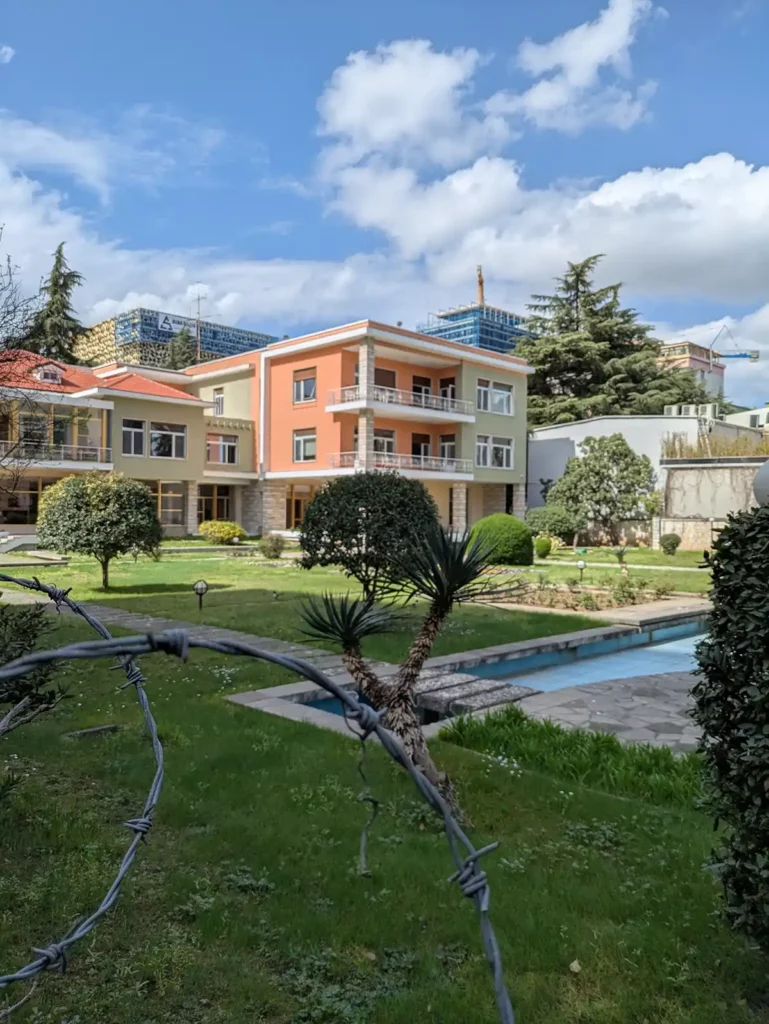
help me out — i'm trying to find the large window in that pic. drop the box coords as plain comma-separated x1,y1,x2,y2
286,484,317,529
213,387,224,416
206,433,238,464
373,429,395,454
491,436,513,469
122,418,145,456
293,429,316,462
148,482,185,526
491,382,513,416
198,484,231,522
18,413,48,453
476,378,490,412
150,422,187,460
293,369,317,404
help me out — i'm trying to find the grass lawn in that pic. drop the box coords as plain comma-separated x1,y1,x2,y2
520,563,710,595
546,547,707,569
14,556,603,665
2,617,768,1022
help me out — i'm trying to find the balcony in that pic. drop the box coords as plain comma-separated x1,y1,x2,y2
0,440,113,466
326,385,475,423
330,451,473,477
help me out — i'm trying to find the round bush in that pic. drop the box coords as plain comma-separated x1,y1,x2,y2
259,533,286,559
660,533,681,556
534,536,552,559
525,505,582,543
471,514,533,566
198,520,247,545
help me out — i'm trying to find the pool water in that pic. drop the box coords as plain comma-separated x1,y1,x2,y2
469,633,704,693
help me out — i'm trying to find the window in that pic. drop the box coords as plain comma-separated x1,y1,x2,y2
148,482,185,526
150,422,186,459
374,367,396,389
491,382,513,416
34,364,62,384
293,429,316,462
439,434,456,460
412,433,431,458
286,484,317,529
476,378,490,412
122,419,145,457
491,436,513,469
412,375,432,398
206,433,238,464
18,413,48,455
293,369,317,404
373,429,395,454
198,484,231,522
476,434,490,467
440,377,456,400
213,387,224,416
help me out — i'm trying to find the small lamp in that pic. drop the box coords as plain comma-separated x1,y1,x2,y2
193,579,209,611
576,558,586,583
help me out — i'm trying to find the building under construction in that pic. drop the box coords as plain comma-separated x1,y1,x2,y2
75,308,279,368
417,267,529,355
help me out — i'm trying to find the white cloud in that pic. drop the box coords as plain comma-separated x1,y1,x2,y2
317,39,509,173
487,0,658,132
0,45,14,64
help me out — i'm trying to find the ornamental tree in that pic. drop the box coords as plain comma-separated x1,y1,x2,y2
37,473,162,588
547,433,655,544
19,243,84,362
164,327,197,369
299,471,439,598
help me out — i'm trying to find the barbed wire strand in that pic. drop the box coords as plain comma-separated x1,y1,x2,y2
0,573,515,1024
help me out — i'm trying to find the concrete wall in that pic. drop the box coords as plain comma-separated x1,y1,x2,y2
458,363,527,486
110,396,205,481
663,459,766,519
527,436,577,507
724,407,769,429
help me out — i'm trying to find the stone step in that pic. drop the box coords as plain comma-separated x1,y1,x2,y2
452,683,538,714
417,678,519,715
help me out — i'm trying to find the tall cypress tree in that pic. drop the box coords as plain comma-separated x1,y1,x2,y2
21,243,84,362
164,327,197,369
516,255,710,425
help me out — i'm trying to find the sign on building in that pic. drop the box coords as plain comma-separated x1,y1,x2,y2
157,312,196,336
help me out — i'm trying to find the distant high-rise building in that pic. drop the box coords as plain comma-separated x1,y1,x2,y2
657,340,726,397
417,266,529,355
75,308,279,368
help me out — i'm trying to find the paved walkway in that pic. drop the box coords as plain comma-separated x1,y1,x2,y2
515,671,700,753
59,602,395,678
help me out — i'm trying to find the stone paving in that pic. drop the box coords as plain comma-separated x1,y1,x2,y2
514,671,700,753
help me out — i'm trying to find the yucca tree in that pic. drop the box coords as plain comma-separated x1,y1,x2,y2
301,524,493,801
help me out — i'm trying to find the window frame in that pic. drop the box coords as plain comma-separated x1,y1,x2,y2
149,422,187,460
491,382,514,416
122,418,145,457
293,429,317,463
292,370,317,404
373,428,395,454
475,434,490,467
476,378,490,412
490,436,513,469
206,432,238,465
439,433,456,460
212,387,224,416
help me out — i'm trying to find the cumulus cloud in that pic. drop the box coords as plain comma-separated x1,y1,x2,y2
487,0,658,132
0,45,14,64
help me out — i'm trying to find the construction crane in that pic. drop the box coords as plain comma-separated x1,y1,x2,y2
709,324,759,364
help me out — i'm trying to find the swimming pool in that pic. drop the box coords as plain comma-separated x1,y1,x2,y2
467,633,703,693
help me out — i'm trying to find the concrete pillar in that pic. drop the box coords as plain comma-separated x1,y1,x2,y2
356,410,374,471
451,483,468,532
262,479,287,534
511,483,527,519
358,336,374,399
651,516,662,551
241,481,263,536
184,481,199,535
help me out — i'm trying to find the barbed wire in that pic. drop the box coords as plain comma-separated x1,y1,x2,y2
0,573,515,1023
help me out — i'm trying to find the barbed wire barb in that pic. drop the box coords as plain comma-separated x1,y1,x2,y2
0,572,515,1024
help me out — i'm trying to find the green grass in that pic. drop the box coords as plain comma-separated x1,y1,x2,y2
442,705,703,808
522,563,710,595
546,547,707,569
18,555,602,664
1,616,768,1023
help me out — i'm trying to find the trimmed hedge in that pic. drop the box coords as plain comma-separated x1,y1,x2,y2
534,536,552,559
660,533,681,556
525,504,582,543
471,513,533,566
198,520,247,545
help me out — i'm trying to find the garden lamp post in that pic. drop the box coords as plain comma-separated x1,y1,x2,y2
193,579,209,612
576,559,586,584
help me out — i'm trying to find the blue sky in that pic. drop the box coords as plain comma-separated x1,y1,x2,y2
2,0,769,401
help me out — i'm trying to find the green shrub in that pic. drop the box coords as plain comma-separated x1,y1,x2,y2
660,533,682,556
471,514,533,566
259,534,286,560
693,505,769,951
534,536,552,559
198,520,247,545
525,505,582,543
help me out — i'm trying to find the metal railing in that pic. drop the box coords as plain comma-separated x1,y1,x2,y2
0,440,112,463
330,451,472,474
327,385,474,417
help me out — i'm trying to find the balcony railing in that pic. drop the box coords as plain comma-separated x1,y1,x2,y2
0,440,113,463
330,451,472,474
327,384,474,417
